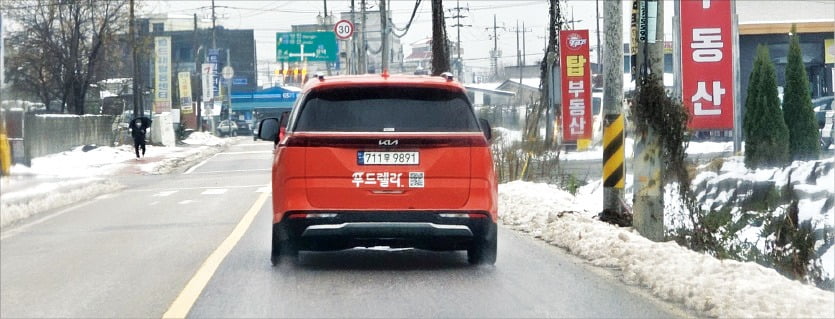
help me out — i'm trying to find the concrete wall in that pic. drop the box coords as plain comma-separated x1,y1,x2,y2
24,114,116,159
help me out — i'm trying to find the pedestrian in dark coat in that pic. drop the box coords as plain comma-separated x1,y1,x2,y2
129,118,148,158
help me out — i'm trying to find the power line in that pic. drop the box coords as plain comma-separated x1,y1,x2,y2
390,0,422,38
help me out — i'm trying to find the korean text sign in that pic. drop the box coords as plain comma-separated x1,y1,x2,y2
560,30,592,141
154,37,172,113
681,0,734,129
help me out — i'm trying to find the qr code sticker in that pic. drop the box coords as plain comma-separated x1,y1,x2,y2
408,172,424,188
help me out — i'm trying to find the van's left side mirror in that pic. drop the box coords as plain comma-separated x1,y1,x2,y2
479,118,492,140
258,118,279,142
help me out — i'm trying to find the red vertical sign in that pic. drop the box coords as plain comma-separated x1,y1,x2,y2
560,30,592,141
681,0,734,129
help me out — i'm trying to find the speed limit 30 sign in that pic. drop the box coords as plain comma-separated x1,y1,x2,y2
334,19,354,40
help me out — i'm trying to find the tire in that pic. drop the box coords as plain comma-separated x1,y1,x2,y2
468,225,497,265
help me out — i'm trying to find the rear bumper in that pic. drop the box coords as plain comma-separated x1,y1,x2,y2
302,222,474,238
276,211,496,251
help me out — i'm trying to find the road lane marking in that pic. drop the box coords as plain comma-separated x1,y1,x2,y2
256,187,270,193
193,168,271,175
153,191,179,197
200,189,227,195
162,191,269,318
183,154,218,175
125,185,270,193
216,151,272,155
178,200,194,205
149,201,160,206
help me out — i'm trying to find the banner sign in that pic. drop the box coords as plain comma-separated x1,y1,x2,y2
177,72,193,114
153,37,172,113
207,48,220,97
681,0,735,129
629,0,639,78
825,39,834,64
560,30,593,141
201,63,214,103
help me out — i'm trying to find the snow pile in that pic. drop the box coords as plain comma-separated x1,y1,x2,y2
499,181,835,318
682,157,835,281
686,141,735,155
692,157,834,225
10,144,137,178
183,132,225,146
1,178,122,228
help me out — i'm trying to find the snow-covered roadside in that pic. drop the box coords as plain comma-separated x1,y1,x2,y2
499,181,835,318
1,132,230,229
0,178,122,228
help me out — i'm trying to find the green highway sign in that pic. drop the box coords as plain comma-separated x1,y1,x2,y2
276,32,338,62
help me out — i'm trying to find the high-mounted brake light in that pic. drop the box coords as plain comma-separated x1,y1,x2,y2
381,69,390,79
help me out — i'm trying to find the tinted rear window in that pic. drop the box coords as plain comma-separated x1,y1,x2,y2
294,86,479,132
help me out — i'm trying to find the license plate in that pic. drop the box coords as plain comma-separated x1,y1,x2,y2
357,151,419,165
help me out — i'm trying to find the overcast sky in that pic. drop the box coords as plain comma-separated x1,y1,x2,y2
142,0,676,70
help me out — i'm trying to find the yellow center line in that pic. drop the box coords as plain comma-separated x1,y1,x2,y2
162,191,270,319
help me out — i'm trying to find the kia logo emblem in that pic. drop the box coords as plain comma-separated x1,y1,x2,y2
379,139,398,146
567,34,587,49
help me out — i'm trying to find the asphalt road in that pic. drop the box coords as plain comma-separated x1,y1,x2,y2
1,138,689,318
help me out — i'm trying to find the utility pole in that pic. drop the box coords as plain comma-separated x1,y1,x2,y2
488,14,500,79
380,0,389,72
509,21,531,83
448,0,470,81
602,0,625,217
360,0,367,74
430,0,450,76
522,21,527,66
226,48,232,125
193,13,203,132
130,0,141,117
633,0,665,241
211,0,217,49
595,0,602,73
515,21,521,83
350,0,356,74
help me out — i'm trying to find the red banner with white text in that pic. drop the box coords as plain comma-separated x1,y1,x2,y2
560,30,592,141
681,0,735,129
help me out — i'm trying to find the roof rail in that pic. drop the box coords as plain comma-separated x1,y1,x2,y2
440,72,454,82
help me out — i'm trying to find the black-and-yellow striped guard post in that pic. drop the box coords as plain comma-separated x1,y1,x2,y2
603,114,625,189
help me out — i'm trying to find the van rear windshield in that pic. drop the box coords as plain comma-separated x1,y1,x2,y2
294,86,480,132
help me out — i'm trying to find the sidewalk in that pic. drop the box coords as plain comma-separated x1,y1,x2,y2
0,132,231,229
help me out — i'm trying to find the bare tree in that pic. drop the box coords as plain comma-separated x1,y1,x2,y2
430,0,450,76
526,0,562,141
3,0,128,114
